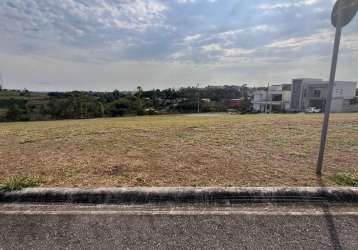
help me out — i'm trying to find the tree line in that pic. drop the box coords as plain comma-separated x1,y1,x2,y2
0,85,251,122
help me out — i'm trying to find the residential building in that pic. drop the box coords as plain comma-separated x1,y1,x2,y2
290,78,358,112
252,84,291,112
252,88,268,112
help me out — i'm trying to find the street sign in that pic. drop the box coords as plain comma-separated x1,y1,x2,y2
316,0,358,175
332,0,358,28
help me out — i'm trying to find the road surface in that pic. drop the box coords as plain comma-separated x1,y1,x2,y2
1,203,358,249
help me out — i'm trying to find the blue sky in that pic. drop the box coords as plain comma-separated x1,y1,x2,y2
0,0,357,91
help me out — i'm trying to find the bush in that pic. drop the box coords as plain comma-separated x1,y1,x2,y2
108,98,129,117
0,176,42,191
0,98,27,109
5,105,25,121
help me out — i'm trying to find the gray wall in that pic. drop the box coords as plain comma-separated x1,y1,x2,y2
290,79,302,111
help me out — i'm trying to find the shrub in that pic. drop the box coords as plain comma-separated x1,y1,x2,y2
108,98,129,116
0,176,42,191
5,105,25,121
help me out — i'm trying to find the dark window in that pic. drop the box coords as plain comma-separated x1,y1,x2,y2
313,90,321,97
351,98,358,105
272,94,282,101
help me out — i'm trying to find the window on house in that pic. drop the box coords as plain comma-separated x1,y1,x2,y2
351,98,358,105
335,88,343,96
313,90,321,97
272,94,282,101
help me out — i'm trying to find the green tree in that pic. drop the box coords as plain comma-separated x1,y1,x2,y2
134,86,144,115
108,98,129,117
95,101,105,117
39,104,48,116
135,86,143,99
6,105,23,121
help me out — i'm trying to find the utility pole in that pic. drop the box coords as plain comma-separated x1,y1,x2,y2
266,82,271,113
269,84,273,113
197,84,200,113
316,0,358,175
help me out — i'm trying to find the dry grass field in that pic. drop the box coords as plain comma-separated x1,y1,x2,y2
0,113,357,187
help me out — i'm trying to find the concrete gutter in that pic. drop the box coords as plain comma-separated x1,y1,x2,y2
1,187,358,204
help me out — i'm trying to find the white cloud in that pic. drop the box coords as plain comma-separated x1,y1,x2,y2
0,0,167,35
176,0,196,3
266,29,332,49
218,25,276,38
259,0,322,11
341,33,358,51
0,0,357,91
201,43,222,53
199,43,256,63
0,0,169,62
251,25,277,33
303,0,321,5
176,0,217,3
183,34,202,43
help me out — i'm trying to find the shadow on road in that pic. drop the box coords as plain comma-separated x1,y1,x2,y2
317,176,343,250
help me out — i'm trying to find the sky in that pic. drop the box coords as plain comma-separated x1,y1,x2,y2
0,0,357,91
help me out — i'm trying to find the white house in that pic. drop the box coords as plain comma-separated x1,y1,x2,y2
252,84,291,112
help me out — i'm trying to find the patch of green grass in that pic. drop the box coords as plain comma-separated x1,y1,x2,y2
335,138,358,146
0,176,42,191
331,174,358,187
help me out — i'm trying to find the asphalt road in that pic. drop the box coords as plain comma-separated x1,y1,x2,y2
1,203,358,250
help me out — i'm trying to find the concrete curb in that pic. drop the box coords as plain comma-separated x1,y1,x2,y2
1,187,358,204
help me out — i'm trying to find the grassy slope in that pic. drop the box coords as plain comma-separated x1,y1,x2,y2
0,113,357,187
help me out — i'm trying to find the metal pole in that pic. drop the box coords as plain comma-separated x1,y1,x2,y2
269,85,273,114
197,95,200,113
197,84,200,113
316,26,342,175
266,82,270,113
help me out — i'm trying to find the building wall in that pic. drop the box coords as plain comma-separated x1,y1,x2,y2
331,98,344,112
252,90,267,112
306,84,328,99
253,90,267,103
253,86,291,112
290,79,303,110
269,85,282,95
343,99,358,112
291,79,323,110
282,90,291,111
282,90,291,103
333,81,357,99
290,78,357,112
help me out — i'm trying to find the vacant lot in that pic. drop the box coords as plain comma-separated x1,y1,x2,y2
0,113,357,187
